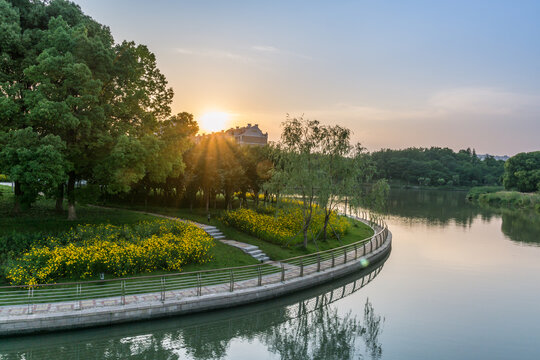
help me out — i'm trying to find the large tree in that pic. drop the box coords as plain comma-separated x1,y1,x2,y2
503,151,540,192
1,0,176,219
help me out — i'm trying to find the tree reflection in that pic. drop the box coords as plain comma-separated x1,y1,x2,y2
264,299,384,360
0,257,388,360
501,210,540,245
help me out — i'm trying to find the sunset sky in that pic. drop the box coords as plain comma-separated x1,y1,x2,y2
73,0,540,155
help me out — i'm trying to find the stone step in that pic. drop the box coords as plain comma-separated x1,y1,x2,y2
260,256,271,262
213,235,226,240
253,254,267,260
205,229,221,234
247,249,264,256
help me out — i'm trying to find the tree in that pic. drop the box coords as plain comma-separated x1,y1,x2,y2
503,151,540,192
316,125,353,240
0,127,65,212
275,116,325,248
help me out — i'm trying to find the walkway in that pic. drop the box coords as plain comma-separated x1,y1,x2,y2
0,211,391,335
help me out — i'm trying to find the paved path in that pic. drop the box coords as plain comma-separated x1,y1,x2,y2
0,207,391,335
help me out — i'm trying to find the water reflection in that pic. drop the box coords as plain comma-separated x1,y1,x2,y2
378,189,540,246
0,255,389,360
382,189,497,227
501,210,540,245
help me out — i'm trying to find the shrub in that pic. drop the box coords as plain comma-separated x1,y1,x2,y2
5,220,214,285
221,207,350,246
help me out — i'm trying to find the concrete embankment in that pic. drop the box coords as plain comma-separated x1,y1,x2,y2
0,223,392,335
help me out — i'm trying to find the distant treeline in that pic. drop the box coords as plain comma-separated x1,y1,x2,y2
370,147,505,187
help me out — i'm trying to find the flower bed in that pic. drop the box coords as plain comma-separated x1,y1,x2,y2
6,220,213,285
221,207,350,246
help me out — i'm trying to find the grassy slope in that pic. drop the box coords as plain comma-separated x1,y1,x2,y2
467,186,540,213
0,188,257,285
111,204,375,260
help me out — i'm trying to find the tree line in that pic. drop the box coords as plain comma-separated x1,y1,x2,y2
0,1,386,225
369,147,505,187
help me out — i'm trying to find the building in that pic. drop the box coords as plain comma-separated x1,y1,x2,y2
225,124,268,146
195,124,269,146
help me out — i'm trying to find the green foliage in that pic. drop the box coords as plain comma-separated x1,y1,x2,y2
74,184,102,204
503,151,540,192
221,206,350,247
371,147,504,187
5,220,214,284
466,186,504,201
477,191,540,213
0,127,66,207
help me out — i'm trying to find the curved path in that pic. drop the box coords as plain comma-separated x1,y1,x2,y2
0,213,392,335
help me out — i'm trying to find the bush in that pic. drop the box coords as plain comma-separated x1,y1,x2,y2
5,219,214,285
74,184,102,204
466,186,504,201
221,207,350,246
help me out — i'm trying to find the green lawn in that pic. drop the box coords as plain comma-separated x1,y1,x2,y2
0,190,258,285
106,204,375,260
0,189,374,286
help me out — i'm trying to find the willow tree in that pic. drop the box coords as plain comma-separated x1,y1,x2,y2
278,116,325,248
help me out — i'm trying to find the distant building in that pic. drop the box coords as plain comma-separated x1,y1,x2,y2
195,123,269,146
225,123,268,146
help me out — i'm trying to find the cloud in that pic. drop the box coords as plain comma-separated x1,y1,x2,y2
252,45,279,53
306,87,540,123
174,47,253,62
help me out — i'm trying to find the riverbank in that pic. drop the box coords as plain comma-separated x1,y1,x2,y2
0,216,391,335
467,186,540,213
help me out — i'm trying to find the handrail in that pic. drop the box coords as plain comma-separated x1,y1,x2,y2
0,213,390,309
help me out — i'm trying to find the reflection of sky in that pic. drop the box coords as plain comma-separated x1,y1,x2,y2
337,213,540,360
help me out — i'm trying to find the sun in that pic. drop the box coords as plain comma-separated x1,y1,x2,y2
198,111,231,133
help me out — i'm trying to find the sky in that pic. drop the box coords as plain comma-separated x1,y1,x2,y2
72,0,540,155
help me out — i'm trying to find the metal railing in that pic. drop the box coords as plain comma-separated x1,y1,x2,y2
0,213,389,312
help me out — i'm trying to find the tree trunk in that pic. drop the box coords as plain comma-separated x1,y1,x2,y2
13,181,21,215
67,172,77,220
303,225,309,249
205,190,210,212
55,183,64,214
323,212,331,241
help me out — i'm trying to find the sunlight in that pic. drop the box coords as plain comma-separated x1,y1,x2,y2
198,111,231,133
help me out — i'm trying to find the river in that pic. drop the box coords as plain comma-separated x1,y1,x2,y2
1,189,539,359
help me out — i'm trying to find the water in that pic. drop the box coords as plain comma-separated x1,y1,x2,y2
1,189,540,359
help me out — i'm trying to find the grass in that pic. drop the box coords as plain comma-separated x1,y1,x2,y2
0,186,153,236
467,186,540,213
0,189,258,286
106,203,375,260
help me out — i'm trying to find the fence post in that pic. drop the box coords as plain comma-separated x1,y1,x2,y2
258,265,262,286
197,273,202,296
281,264,285,282
300,259,304,277
229,270,234,292
160,277,165,303
344,248,347,264
317,255,321,272
122,280,127,305
331,250,335,268
354,244,358,259
27,286,34,315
